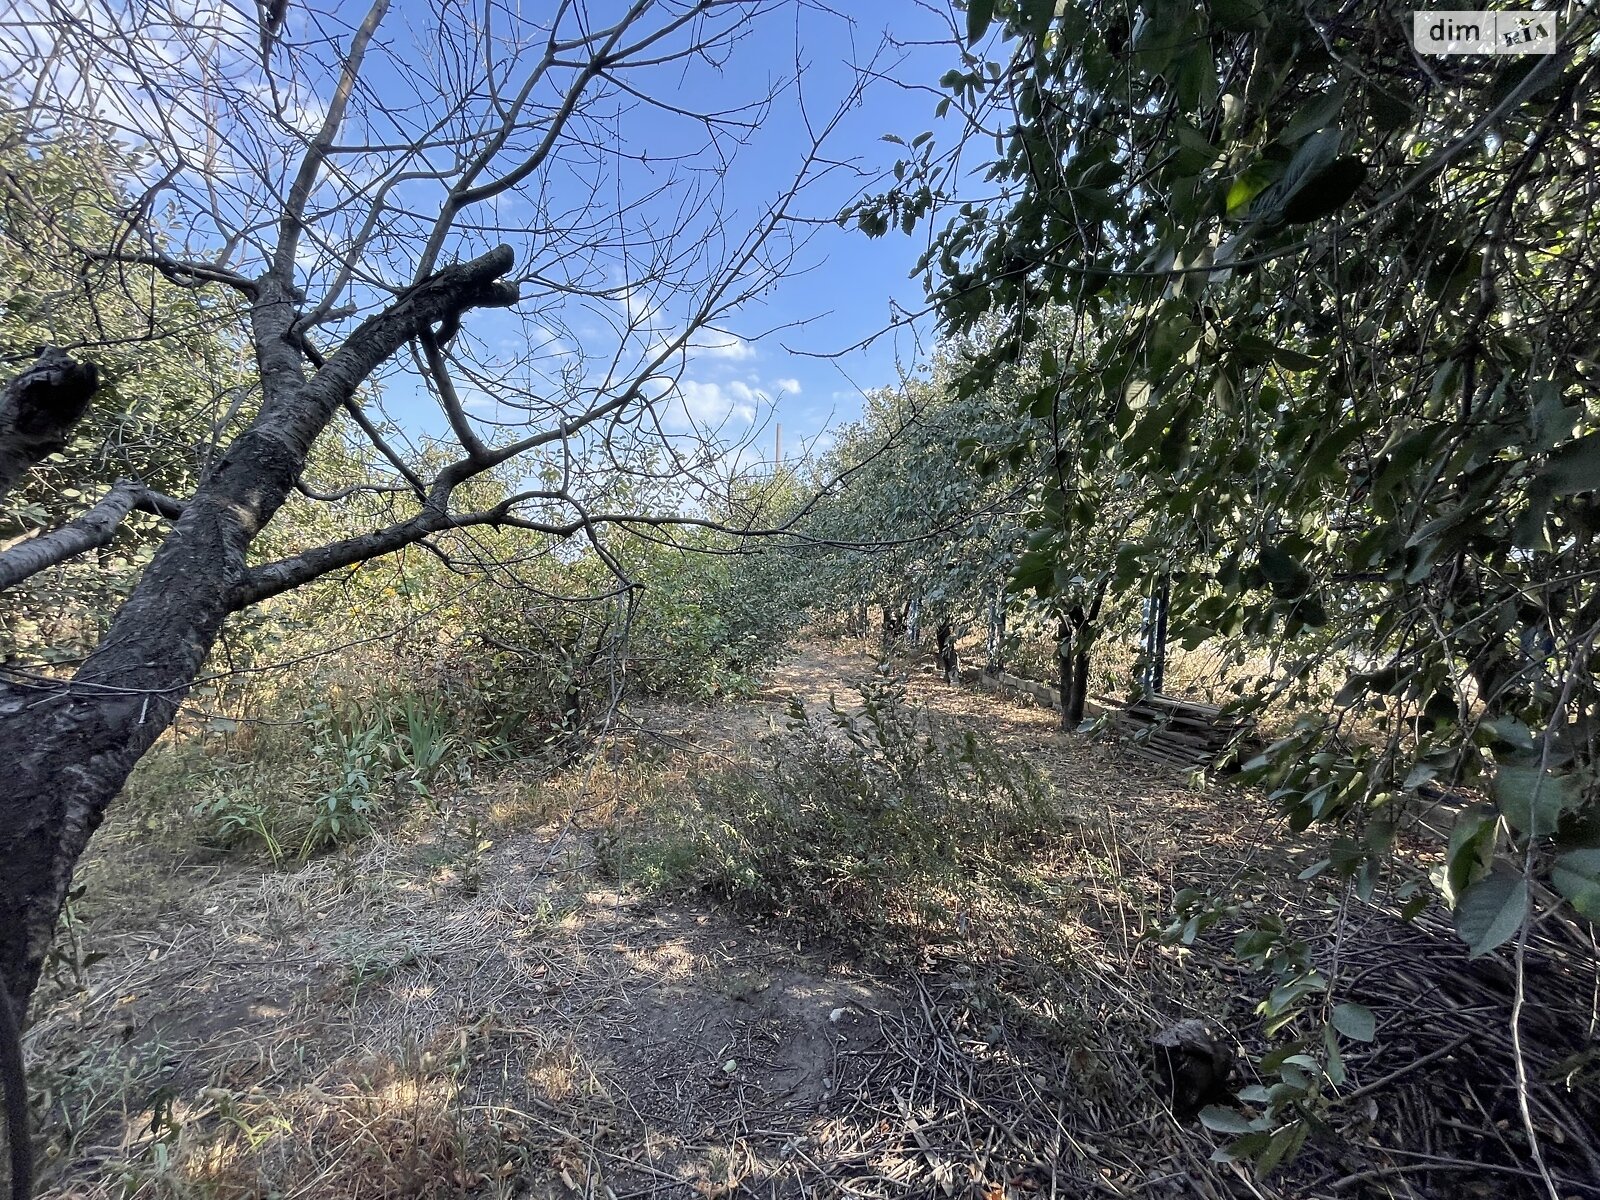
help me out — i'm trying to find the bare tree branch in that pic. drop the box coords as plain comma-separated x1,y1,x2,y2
0,0,888,1023
0,480,181,590
272,0,390,283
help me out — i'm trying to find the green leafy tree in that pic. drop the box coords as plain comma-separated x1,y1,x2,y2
804,356,1029,668
1,116,248,664
853,0,1600,1173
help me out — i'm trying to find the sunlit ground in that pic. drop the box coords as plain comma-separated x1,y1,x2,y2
27,640,1595,1199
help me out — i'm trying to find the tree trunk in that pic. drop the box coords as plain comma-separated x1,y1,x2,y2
1140,574,1170,694
1068,637,1091,728
1056,610,1093,730
0,248,518,1014
935,619,958,683
984,585,1006,675
0,466,277,1012
905,594,921,649
1056,614,1074,729
880,599,909,656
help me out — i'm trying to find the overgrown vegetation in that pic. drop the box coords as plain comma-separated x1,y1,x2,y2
3,2,1599,1197
109,530,802,869
827,0,1600,1177
603,673,1060,951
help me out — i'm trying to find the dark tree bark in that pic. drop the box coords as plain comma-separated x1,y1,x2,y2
0,348,100,503
1056,582,1108,730
1056,614,1079,729
935,618,958,683
1067,632,1091,727
880,600,907,654
0,246,518,1014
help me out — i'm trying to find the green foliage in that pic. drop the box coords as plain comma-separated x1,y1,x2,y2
864,5,1600,1163
295,701,391,859
1160,892,1390,1170
800,301,1168,705
0,112,249,664
798,357,1030,652
617,526,802,701
118,507,809,862
191,785,288,865
864,11,1600,1158
28,1031,178,1187
608,672,1059,950
890,0,1600,913
3,119,812,874
129,679,484,865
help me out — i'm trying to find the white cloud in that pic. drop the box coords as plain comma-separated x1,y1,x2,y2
649,377,765,435
618,286,663,328
678,379,756,424
457,384,501,417
696,376,798,411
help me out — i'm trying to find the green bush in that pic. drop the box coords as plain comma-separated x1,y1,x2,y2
124,681,484,864
608,672,1061,949
617,537,804,702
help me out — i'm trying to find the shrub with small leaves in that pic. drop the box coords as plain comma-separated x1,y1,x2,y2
614,670,1060,950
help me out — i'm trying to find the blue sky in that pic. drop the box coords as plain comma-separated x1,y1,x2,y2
13,0,977,478
638,2,966,459
353,0,972,470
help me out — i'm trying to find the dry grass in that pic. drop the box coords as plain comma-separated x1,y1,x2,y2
21,639,1598,1200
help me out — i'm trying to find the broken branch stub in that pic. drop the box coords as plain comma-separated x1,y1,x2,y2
0,347,101,503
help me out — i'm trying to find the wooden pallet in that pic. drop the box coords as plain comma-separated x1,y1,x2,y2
1094,693,1255,771
977,672,1254,771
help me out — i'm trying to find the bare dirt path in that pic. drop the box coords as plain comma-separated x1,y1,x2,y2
622,641,884,751
33,639,1212,1199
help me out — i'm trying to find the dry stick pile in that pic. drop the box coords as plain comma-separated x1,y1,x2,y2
1295,901,1600,1197
895,660,1598,1197
728,921,1600,1200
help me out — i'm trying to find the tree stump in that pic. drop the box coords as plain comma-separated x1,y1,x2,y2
1150,1018,1235,1118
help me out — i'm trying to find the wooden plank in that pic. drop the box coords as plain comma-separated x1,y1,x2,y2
1143,727,1211,753
1096,693,1238,721
1091,689,1258,771
1120,711,1230,738
1104,717,1219,749
1133,742,1210,768
1144,693,1226,717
